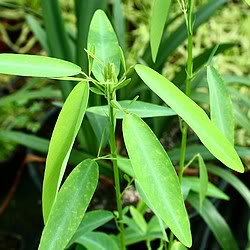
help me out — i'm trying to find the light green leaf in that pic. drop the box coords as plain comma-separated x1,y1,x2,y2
87,100,176,119
123,113,191,247
198,155,208,209
170,241,187,250
182,177,229,200
69,210,113,246
75,231,119,250
135,64,244,173
207,165,250,207
207,66,234,144
38,159,99,250
129,206,148,233
150,0,171,62
244,0,250,6
188,193,239,250
0,54,81,77
87,10,120,81
43,82,89,222
234,105,250,135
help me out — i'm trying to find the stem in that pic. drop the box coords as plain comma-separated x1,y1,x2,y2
178,0,193,182
108,90,126,250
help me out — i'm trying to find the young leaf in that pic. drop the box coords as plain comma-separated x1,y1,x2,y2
0,54,81,77
87,10,120,81
135,64,244,173
74,232,119,250
43,81,89,222
129,206,148,233
187,193,239,250
87,100,176,119
207,66,235,144
170,241,187,250
150,0,171,62
69,210,113,246
198,155,208,209
38,159,99,250
123,113,192,247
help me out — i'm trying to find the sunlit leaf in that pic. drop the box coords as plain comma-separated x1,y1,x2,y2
129,206,147,233
150,0,171,62
0,54,81,77
135,64,244,173
170,241,187,250
207,66,234,144
123,113,191,247
38,160,99,250
43,81,89,222
87,10,120,81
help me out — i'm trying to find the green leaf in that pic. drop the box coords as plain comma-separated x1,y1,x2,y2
74,231,119,250
207,66,234,144
38,159,99,250
207,165,250,207
43,82,89,222
150,0,171,62
182,177,229,200
170,241,187,250
244,0,250,6
87,100,176,119
0,54,81,78
234,105,250,135
26,14,49,52
129,206,148,233
187,193,239,250
87,10,120,81
69,210,113,246
198,155,208,209
123,113,191,247
135,64,244,173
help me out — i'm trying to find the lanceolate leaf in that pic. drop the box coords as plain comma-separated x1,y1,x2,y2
198,155,208,209
123,113,191,247
188,193,239,250
38,160,99,250
150,0,171,62
69,210,113,246
0,54,81,77
87,100,176,119
135,64,244,173
74,232,119,250
88,10,120,81
43,82,89,222
207,66,234,144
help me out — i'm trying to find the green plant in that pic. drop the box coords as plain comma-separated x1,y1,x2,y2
0,1,250,250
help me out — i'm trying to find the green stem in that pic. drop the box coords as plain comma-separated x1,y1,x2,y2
108,91,126,250
178,0,193,182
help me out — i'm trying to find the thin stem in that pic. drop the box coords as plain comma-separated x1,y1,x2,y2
108,89,126,250
168,231,174,250
178,0,193,182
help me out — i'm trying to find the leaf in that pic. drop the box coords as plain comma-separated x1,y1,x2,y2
38,159,99,250
42,82,89,222
69,210,113,246
123,113,191,247
87,10,120,81
87,100,176,119
0,54,81,78
135,64,244,173
26,14,49,52
74,231,119,250
198,155,208,209
187,193,239,250
75,0,107,71
233,105,250,135
207,165,250,207
170,241,187,250
244,0,250,6
150,0,171,62
207,66,234,144
129,206,148,233
182,177,229,200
